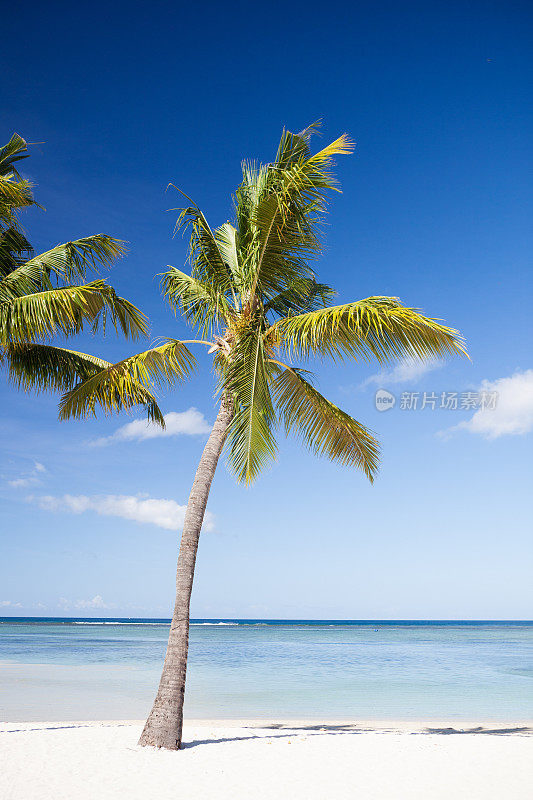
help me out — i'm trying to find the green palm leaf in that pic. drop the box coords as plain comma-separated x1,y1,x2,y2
0,135,35,268
274,123,318,168
264,278,336,318
1,280,148,344
58,340,196,422
0,227,33,277
2,343,111,391
21,236,126,283
241,131,354,304
0,174,33,224
223,327,277,484
215,223,243,301
245,189,318,301
273,296,467,364
0,133,30,178
169,186,235,298
272,365,380,481
2,343,163,422
0,257,51,301
0,134,33,226
0,234,122,300
161,266,232,337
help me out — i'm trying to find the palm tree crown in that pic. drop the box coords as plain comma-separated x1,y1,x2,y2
0,133,162,420
58,124,467,483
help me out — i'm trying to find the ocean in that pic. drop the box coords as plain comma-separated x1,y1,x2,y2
1,618,532,722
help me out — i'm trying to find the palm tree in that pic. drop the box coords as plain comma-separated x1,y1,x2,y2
0,133,161,417
53,124,467,750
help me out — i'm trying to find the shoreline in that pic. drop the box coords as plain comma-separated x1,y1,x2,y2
2,718,533,732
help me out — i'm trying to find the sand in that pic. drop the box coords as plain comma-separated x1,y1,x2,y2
1,720,531,799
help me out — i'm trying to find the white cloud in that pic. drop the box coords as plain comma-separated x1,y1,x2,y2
30,492,214,532
75,595,110,610
361,357,442,388
91,408,211,447
7,461,47,489
55,595,113,611
0,600,22,608
8,477,35,488
448,369,533,439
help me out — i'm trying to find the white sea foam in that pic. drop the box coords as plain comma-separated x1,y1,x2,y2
71,621,168,626
71,620,241,626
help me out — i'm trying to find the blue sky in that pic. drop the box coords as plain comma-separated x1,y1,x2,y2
1,0,532,619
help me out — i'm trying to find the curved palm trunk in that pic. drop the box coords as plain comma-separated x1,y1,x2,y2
138,397,232,750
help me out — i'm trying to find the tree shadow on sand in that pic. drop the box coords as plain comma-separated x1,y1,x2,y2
182,724,371,748
182,723,532,748
421,726,532,736
1,723,133,734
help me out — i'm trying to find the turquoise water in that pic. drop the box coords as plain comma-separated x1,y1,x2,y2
1,618,532,722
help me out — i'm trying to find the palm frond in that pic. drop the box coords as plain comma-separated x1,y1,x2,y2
307,133,355,169
272,366,379,481
239,132,353,304
222,327,277,484
0,174,33,223
22,235,126,283
2,343,163,422
264,278,336,318
275,132,354,208
169,186,236,298
0,257,51,302
274,122,319,169
215,222,243,298
1,342,112,392
273,296,468,364
245,188,318,301
6,343,163,423
0,136,34,273
58,340,196,422
1,280,148,345
233,162,269,277
0,134,30,179
0,134,34,223
161,266,231,337
0,227,33,277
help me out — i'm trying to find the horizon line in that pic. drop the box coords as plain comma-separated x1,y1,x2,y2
1,615,532,623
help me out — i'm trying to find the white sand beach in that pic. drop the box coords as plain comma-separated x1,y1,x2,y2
1,720,531,800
